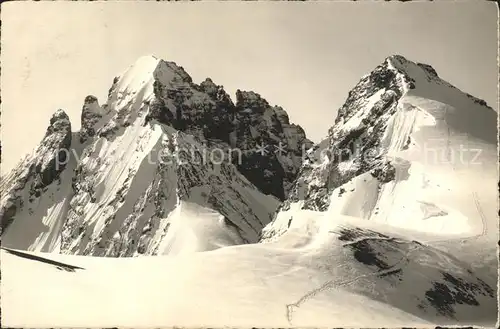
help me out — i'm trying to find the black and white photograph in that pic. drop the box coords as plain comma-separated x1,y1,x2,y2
0,1,498,328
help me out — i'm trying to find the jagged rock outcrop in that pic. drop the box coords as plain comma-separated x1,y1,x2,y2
279,56,411,213
61,125,280,256
79,95,106,143
262,54,498,243
0,55,308,255
1,54,497,328
35,110,73,189
143,60,312,200
1,109,72,234
231,90,313,200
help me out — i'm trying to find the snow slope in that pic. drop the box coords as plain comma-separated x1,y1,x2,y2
3,55,318,256
2,213,497,328
263,55,498,247
154,201,247,255
258,55,498,325
1,54,497,327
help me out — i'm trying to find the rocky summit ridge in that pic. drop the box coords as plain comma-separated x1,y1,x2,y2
0,55,311,256
1,54,496,259
261,54,497,247
1,54,498,327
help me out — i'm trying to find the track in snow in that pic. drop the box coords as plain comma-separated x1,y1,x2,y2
285,239,422,325
429,191,489,245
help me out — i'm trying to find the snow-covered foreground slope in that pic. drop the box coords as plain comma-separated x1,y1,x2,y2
2,214,497,328
1,54,497,327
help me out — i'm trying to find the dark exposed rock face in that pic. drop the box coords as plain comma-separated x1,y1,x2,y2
338,227,396,270
32,109,73,191
198,78,235,144
0,109,72,233
145,62,312,200
60,128,279,256
1,57,307,254
0,202,18,235
422,271,495,318
80,95,103,143
335,226,496,320
370,161,396,183
333,59,403,126
40,57,308,255
281,56,413,212
230,90,313,199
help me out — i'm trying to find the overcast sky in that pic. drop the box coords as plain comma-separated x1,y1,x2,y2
1,1,498,174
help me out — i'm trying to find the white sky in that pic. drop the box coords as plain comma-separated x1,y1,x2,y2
1,1,498,174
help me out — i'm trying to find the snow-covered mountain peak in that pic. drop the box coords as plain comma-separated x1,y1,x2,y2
385,54,494,111
256,57,498,324
0,107,73,235
386,55,438,79
124,54,161,74
263,55,498,246
332,56,409,128
1,55,311,255
2,54,497,327
105,56,194,112
106,56,160,111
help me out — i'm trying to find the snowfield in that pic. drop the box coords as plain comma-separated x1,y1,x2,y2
1,54,498,328
1,214,497,327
